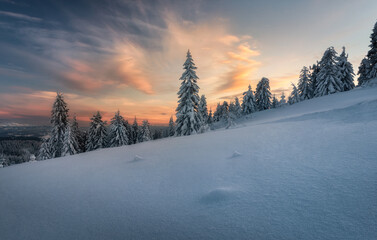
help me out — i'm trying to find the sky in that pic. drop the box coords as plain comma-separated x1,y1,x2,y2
0,0,376,126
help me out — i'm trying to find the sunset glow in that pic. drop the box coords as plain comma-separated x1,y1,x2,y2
1,0,376,125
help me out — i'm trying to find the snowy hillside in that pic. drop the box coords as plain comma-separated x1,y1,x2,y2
1,86,377,240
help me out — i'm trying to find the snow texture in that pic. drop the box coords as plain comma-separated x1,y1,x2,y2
1,84,377,240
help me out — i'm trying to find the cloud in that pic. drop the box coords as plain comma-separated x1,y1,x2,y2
0,10,42,22
0,1,263,125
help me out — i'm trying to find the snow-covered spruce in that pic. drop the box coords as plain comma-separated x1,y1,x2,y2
227,101,238,128
288,83,300,105
38,138,51,160
207,109,213,125
309,63,320,98
198,95,209,124
108,111,129,148
71,115,83,153
298,66,312,100
139,120,152,142
131,117,139,144
233,97,242,118
86,111,107,151
337,46,355,91
242,85,257,115
255,77,272,111
213,103,221,122
168,116,175,137
175,50,201,136
315,47,343,97
271,95,279,108
358,58,371,86
279,92,287,106
62,125,79,157
367,21,377,79
49,92,69,158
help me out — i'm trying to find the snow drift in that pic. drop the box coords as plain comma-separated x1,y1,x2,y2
1,86,377,240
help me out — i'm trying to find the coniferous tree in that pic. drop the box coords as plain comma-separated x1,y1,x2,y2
139,120,151,142
255,77,272,111
38,138,51,160
198,95,208,124
310,63,320,98
78,131,87,153
62,125,79,156
220,101,229,121
175,50,201,136
168,116,175,137
279,92,287,106
233,97,242,118
367,21,377,79
213,103,221,122
207,109,213,124
337,47,355,91
358,57,371,86
288,83,300,105
49,92,69,158
123,119,132,145
315,47,343,97
241,85,256,115
228,101,237,120
108,111,129,147
131,117,139,144
71,115,82,153
298,66,312,100
271,95,279,108
86,111,107,151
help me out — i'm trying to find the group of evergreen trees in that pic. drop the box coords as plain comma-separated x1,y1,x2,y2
287,46,355,105
174,50,276,135
38,93,154,160
286,20,377,105
358,21,377,85
38,21,377,159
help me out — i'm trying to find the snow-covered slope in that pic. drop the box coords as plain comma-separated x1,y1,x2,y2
1,86,377,240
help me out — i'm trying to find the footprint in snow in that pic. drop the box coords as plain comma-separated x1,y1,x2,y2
229,151,242,159
129,155,144,163
199,187,238,204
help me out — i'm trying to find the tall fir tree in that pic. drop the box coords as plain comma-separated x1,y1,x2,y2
49,92,69,158
358,58,371,86
131,117,139,144
108,111,129,147
337,47,355,91
168,116,175,137
175,50,201,136
367,21,377,79
198,95,209,124
241,85,256,115
315,47,343,97
38,138,51,160
62,125,79,156
139,120,151,142
288,83,300,105
298,66,312,100
255,77,272,111
86,111,107,151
